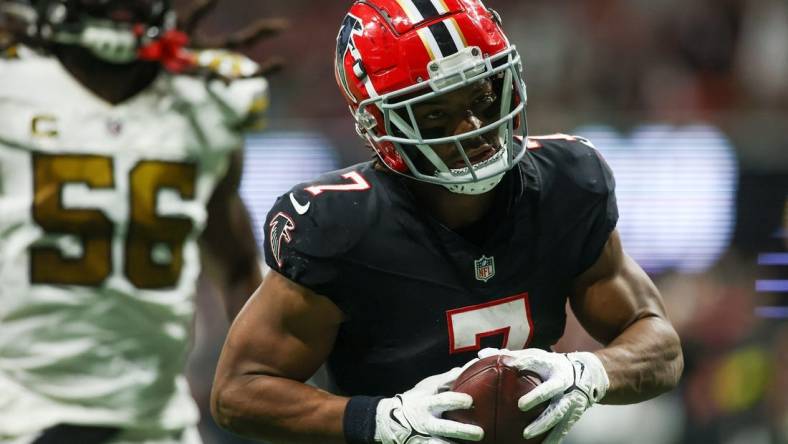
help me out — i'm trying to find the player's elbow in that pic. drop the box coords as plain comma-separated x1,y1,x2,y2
670,352,684,390
211,373,270,436
648,319,684,395
211,372,286,439
663,327,684,391
646,314,685,393
210,376,244,433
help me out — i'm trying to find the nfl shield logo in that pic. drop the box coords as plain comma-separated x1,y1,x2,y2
474,255,495,282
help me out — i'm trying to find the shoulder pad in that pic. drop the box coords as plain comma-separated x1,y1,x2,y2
527,134,613,196
264,164,379,266
197,50,268,130
209,75,269,130
177,49,269,130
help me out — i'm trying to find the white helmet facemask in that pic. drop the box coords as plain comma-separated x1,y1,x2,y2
356,45,529,195
51,17,141,63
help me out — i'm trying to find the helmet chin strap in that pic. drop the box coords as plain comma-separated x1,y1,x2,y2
435,138,512,195
443,172,505,195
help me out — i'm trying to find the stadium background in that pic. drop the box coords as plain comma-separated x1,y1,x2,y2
173,0,788,443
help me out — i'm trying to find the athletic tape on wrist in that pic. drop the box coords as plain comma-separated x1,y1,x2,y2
343,396,384,444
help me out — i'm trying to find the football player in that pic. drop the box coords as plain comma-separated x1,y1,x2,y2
211,1,684,444
0,0,282,443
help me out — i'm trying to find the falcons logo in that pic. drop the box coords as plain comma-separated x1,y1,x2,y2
335,13,364,102
269,212,296,268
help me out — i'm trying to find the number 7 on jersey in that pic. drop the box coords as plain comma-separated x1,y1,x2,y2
446,293,534,354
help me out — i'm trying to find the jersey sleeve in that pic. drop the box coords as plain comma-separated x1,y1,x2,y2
529,135,619,276
262,178,372,313
263,194,336,296
574,146,618,275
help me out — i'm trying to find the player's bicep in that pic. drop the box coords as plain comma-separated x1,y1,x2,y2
569,230,667,345
201,150,248,253
217,269,343,383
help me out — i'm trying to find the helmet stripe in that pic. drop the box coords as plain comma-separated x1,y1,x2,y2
427,21,458,56
411,0,441,19
393,0,425,23
430,0,451,14
416,28,440,60
444,17,468,51
395,0,451,23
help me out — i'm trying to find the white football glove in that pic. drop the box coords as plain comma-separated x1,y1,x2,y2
478,348,609,444
374,361,485,444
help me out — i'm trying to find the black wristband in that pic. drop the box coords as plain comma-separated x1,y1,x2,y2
343,395,384,444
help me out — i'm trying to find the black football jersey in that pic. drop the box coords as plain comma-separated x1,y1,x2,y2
263,136,618,397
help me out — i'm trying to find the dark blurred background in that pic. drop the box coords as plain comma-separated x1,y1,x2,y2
176,1,788,443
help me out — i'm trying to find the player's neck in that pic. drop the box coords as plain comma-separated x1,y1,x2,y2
408,181,498,230
53,45,161,105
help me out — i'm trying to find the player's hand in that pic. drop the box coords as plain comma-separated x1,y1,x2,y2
478,348,609,444
178,0,287,77
190,49,262,80
374,360,485,444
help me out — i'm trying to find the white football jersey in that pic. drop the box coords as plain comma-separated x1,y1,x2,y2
0,47,267,436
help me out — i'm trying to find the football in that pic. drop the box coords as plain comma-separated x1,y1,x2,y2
444,355,549,444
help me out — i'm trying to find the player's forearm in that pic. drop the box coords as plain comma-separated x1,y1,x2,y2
212,373,349,444
202,177,263,320
593,316,683,404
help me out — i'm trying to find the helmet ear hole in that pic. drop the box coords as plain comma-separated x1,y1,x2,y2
379,142,408,172
357,108,408,173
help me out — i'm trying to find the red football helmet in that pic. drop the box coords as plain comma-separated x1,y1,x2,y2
335,0,528,194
